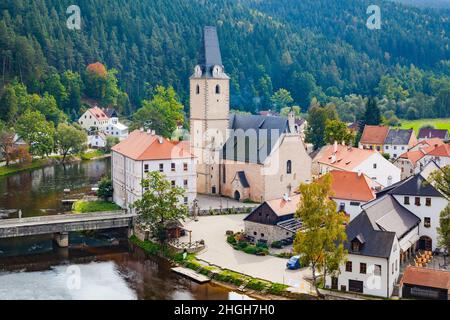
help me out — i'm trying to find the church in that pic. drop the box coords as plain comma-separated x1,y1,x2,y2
189,27,312,203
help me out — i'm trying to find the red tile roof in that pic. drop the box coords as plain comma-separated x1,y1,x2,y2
266,194,301,217
398,150,427,166
314,144,377,170
360,125,389,145
327,171,380,202
401,266,450,290
111,130,194,161
428,143,450,158
88,107,109,120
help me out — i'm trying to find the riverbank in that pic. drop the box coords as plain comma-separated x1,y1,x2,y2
0,151,111,178
129,235,315,300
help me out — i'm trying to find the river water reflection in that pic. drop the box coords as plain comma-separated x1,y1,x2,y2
0,159,244,300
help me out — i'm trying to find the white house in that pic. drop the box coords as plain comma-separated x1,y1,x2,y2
111,129,197,210
394,139,444,180
313,143,401,187
88,132,107,148
325,195,421,298
421,143,450,169
376,167,449,251
326,170,381,221
78,107,109,132
383,128,417,160
104,120,129,140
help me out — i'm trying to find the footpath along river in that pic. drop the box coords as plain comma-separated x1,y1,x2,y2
0,158,246,300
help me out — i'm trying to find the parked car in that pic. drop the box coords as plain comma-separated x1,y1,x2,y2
286,255,301,270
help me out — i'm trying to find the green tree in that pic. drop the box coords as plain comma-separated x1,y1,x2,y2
363,97,381,126
324,119,355,145
97,176,114,201
43,70,68,108
132,171,188,243
0,122,17,166
106,136,120,152
429,165,450,198
132,86,184,138
429,166,450,255
0,83,18,123
306,103,339,149
294,174,348,297
280,106,302,117
55,123,87,162
16,109,55,157
270,88,293,112
437,205,450,254
33,93,67,126
62,71,83,114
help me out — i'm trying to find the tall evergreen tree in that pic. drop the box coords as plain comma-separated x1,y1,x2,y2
364,97,381,126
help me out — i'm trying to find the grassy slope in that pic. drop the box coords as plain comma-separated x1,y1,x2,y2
72,201,121,213
399,118,450,134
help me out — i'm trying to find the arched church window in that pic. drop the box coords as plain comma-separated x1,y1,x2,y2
196,85,200,95
287,160,292,174
215,84,221,94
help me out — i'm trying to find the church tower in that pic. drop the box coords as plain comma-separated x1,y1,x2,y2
190,26,230,195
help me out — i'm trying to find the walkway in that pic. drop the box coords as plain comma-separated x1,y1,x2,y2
180,214,313,294
0,211,136,239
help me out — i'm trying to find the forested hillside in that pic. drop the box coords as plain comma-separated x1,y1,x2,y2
0,0,449,120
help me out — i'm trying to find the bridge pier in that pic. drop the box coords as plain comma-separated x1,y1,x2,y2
54,232,69,248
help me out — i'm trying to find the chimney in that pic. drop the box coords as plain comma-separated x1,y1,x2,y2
333,141,338,153
140,127,144,132
152,130,156,136
147,129,151,134
158,136,163,144
358,170,362,177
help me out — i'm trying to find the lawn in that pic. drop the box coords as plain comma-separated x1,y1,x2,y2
72,200,121,213
399,118,450,134
80,150,108,160
0,159,49,177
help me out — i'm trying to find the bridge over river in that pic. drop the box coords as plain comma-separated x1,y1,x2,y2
0,211,136,247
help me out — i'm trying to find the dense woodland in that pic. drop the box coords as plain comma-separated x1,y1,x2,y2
0,0,449,124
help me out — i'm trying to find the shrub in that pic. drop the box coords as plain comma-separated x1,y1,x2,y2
237,241,249,250
256,241,268,249
247,279,270,291
243,246,257,255
268,283,289,295
271,241,283,249
227,235,237,245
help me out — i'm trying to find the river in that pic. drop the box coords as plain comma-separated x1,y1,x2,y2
0,159,244,300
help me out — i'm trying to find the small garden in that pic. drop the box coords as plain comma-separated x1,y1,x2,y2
226,232,269,256
72,200,121,213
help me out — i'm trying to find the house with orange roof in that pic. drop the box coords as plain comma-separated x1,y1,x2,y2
422,143,450,168
326,170,382,221
394,139,444,179
313,142,401,187
243,194,302,245
111,129,196,209
359,125,389,151
78,106,110,132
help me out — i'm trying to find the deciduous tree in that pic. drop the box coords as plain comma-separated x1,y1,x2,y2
55,123,87,162
132,86,184,138
294,174,348,297
132,171,188,243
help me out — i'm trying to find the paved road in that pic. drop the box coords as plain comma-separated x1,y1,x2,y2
181,214,313,294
